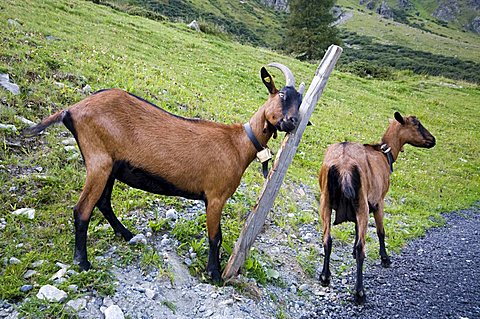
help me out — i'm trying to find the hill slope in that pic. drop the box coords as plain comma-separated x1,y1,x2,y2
0,0,479,317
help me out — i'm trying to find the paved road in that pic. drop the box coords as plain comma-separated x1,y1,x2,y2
304,204,480,319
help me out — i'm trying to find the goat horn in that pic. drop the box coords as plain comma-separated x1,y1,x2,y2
267,62,295,88
298,82,305,95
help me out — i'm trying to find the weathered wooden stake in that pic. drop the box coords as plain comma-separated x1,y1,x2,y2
222,45,343,280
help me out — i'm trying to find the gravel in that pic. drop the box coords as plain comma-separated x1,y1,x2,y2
302,204,480,319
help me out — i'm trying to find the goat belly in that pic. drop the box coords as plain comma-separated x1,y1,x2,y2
112,160,205,201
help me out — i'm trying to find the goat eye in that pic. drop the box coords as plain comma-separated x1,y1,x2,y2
279,92,285,99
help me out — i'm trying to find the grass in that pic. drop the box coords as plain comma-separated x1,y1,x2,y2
0,0,479,317
337,0,480,63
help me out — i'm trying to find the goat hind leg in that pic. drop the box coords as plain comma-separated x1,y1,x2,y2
319,196,332,286
74,168,111,271
96,175,134,241
374,203,391,267
354,201,368,305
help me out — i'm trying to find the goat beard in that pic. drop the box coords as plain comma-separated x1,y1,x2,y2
264,121,277,139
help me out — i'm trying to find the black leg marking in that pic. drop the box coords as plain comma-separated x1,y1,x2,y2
320,235,332,286
378,229,391,268
96,175,133,241
207,228,222,282
73,207,91,271
354,242,366,305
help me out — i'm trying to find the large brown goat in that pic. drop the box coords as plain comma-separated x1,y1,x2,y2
25,63,304,281
318,112,436,304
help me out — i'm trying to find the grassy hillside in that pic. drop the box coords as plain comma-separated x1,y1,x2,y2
338,0,480,61
92,0,287,47
95,0,480,83
0,0,479,316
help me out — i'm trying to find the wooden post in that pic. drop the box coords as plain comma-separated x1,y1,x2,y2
222,45,343,280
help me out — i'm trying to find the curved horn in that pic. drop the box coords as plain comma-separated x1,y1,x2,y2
267,62,295,88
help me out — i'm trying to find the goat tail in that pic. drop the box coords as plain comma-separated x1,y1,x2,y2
327,165,361,225
22,110,66,137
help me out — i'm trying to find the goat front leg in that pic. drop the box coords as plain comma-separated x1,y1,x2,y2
354,200,369,305
374,202,391,267
205,197,225,282
319,196,332,286
74,161,112,271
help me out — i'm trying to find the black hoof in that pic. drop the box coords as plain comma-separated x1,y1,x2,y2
121,230,134,241
319,274,330,287
208,270,222,283
381,256,392,268
354,290,366,305
75,260,91,272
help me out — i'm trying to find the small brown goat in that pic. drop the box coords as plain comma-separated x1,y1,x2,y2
318,112,436,304
25,63,304,281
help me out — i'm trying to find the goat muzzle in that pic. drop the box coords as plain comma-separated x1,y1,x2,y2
276,116,298,132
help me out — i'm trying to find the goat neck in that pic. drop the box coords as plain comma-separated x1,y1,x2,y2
380,120,404,163
243,105,275,160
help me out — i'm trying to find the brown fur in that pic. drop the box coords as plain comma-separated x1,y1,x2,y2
318,112,436,304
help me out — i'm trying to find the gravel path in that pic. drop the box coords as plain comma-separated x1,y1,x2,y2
303,204,480,319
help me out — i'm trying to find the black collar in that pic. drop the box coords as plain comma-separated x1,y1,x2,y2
380,144,394,173
243,122,270,178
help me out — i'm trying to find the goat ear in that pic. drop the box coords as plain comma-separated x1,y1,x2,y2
261,67,278,94
394,111,405,125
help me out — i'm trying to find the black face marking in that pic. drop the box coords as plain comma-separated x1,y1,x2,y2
275,86,301,132
112,161,205,201
279,86,302,114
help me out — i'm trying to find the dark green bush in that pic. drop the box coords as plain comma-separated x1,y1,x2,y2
339,60,395,80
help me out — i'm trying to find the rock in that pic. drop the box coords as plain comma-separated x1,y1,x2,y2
55,262,70,269
469,16,480,33
82,84,92,94
45,35,60,41
187,20,200,32
161,237,170,246
31,260,45,268
128,234,147,245
61,138,77,146
433,0,459,22
7,19,21,28
184,258,192,266
145,288,156,299
103,297,114,307
11,208,35,219
377,1,394,18
104,305,125,319
9,257,21,265
0,123,17,133
14,116,35,126
299,284,310,292
20,285,33,293
23,269,37,279
36,285,68,302
219,299,234,306
68,284,78,292
260,0,289,12
64,145,77,152
66,298,87,311
166,208,178,220
50,267,67,281
0,74,20,95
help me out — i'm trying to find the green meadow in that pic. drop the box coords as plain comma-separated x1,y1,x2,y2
0,0,479,316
